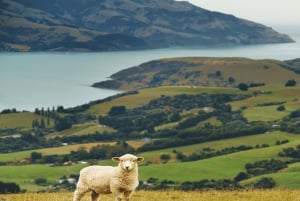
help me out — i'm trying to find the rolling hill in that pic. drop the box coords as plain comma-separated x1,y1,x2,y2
0,0,294,51
92,57,300,90
1,56,300,192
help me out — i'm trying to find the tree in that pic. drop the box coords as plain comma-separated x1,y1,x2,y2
277,105,285,111
228,77,235,84
31,152,42,163
285,79,296,87
0,181,21,193
237,83,249,91
160,154,170,161
234,172,250,182
254,177,276,189
109,106,126,116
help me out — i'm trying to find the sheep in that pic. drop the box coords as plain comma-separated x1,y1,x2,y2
73,153,144,201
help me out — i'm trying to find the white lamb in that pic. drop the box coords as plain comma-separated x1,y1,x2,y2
73,153,144,201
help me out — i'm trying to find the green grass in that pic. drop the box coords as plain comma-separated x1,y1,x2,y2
0,112,50,129
0,164,85,191
231,85,300,121
241,162,300,189
48,121,115,138
1,132,300,191
88,86,243,115
140,131,299,163
1,85,300,191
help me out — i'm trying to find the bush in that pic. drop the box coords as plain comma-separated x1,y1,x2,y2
0,181,21,193
237,83,249,91
35,177,47,185
253,177,276,189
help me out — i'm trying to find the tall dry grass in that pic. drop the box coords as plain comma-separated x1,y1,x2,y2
1,189,300,201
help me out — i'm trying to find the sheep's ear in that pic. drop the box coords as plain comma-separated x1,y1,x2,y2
112,157,120,162
137,157,144,162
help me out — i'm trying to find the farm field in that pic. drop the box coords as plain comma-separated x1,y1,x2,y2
1,81,300,193
1,131,300,191
2,189,300,201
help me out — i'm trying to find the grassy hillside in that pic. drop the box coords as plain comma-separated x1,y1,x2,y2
230,85,300,121
1,64,300,192
0,112,52,129
92,57,300,90
1,131,300,191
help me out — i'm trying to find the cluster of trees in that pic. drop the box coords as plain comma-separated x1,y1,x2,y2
278,144,300,159
0,108,18,114
0,133,61,153
233,159,287,184
137,121,269,152
173,145,259,162
33,107,96,131
27,141,134,165
280,109,300,133
237,79,297,91
0,181,21,193
140,177,276,191
99,93,250,133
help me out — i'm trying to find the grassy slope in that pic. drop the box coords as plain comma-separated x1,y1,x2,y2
1,131,300,191
138,132,300,183
1,84,300,191
0,112,52,129
101,57,300,91
230,85,300,121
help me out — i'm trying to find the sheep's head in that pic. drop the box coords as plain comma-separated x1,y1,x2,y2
112,154,144,171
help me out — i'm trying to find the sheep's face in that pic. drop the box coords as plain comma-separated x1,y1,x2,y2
112,154,144,171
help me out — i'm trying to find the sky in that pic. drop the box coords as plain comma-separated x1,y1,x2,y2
183,0,299,27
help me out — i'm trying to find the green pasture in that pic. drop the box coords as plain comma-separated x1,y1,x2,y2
139,141,300,183
1,131,300,190
140,131,300,163
48,121,115,138
231,85,300,121
88,86,243,115
0,112,49,129
0,142,117,162
0,164,85,191
241,162,300,189
0,140,145,163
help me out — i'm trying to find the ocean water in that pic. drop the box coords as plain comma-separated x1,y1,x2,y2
1,26,299,111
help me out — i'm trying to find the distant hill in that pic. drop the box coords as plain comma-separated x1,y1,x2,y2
92,57,300,90
0,0,294,51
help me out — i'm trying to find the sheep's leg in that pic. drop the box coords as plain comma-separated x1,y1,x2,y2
73,189,87,201
73,183,89,201
91,191,100,201
114,193,123,201
124,191,133,201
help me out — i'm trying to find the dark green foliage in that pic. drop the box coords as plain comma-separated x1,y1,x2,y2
234,172,250,182
280,109,300,133
253,177,276,189
180,179,240,191
237,83,249,91
34,177,47,185
245,159,287,176
285,79,297,87
277,105,286,111
278,145,300,158
108,106,127,116
30,152,43,163
160,154,171,161
0,181,21,193
99,93,249,133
